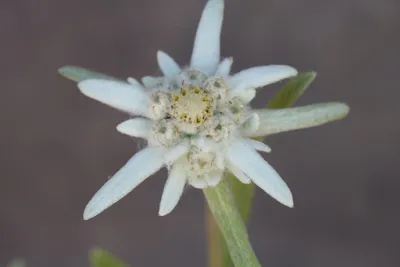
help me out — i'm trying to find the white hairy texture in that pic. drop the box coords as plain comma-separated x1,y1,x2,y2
151,120,181,147
149,91,171,119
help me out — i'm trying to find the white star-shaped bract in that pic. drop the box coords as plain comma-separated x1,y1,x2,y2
76,0,349,219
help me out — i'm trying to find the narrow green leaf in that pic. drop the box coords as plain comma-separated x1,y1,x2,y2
58,65,124,83
89,248,128,267
6,259,26,267
204,181,261,267
267,72,316,109
218,72,317,267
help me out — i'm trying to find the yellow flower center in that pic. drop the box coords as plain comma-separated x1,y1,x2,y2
170,85,213,125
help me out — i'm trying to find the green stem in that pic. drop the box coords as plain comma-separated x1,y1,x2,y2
220,175,256,266
203,181,261,267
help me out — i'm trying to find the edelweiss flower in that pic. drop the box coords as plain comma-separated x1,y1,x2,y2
74,0,349,219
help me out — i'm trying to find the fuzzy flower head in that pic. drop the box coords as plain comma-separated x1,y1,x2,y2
73,0,349,219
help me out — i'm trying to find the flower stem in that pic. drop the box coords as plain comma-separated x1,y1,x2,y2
203,180,261,267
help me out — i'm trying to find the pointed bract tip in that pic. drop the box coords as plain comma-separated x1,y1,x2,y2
57,66,67,75
77,79,101,96
281,193,294,208
116,121,127,134
83,211,92,221
288,66,298,77
330,102,350,119
58,65,74,74
83,204,98,220
340,103,350,116
287,198,295,208
158,208,170,217
274,185,294,208
77,80,91,95
77,78,91,89
58,65,77,80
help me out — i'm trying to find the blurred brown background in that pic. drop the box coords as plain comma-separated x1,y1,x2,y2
1,0,399,266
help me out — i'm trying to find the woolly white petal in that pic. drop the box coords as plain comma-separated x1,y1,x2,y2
242,138,271,153
247,102,350,137
234,88,256,104
229,65,298,92
83,146,166,220
240,113,260,134
159,164,187,216
191,136,216,152
189,176,208,189
204,172,223,187
116,118,153,138
190,0,224,75
226,161,251,184
127,77,143,88
226,140,293,207
141,76,164,88
215,151,225,170
157,51,181,78
78,79,150,116
215,57,233,76
164,142,190,165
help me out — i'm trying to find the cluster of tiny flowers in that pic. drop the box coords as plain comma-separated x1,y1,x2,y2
146,68,255,183
65,0,349,219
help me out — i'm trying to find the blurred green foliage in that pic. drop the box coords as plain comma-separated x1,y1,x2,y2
6,259,26,267
89,248,128,267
